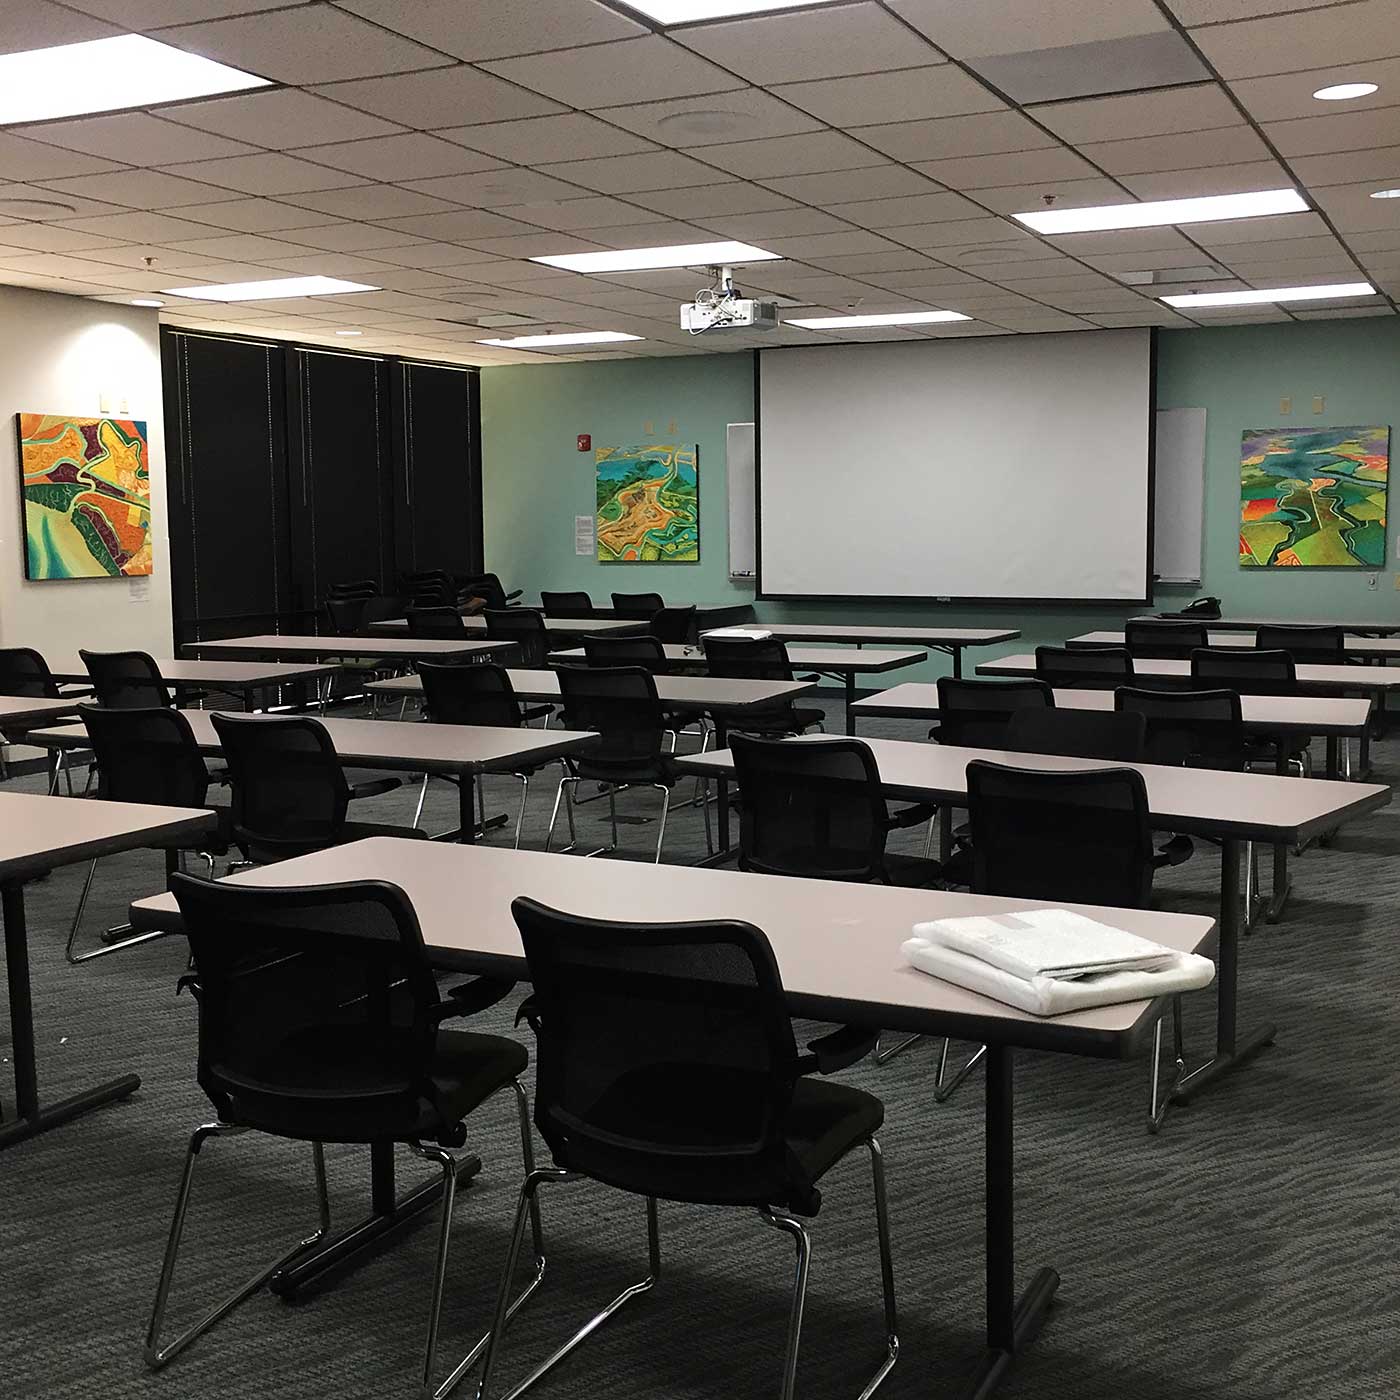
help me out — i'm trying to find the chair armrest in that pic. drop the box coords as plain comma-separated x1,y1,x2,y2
504,589,523,603
432,977,517,1022
885,801,936,830
797,1025,877,1075
348,775,404,801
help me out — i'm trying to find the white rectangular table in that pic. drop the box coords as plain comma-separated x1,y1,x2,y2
1137,614,1400,636
0,791,216,1149
1070,629,1400,660
366,615,645,638
184,634,514,665
130,836,1217,1398
47,658,337,708
732,623,1020,678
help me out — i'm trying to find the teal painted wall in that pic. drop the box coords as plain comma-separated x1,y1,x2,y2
480,318,1400,683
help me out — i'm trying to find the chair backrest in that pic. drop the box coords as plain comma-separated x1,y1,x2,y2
702,635,795,682
464,573,510,610
611,591,664,619
327,579,378,602
1115,686,1245,769
170,873,454,1144
0,647,60,698
1006,706,1146,761
484,608,548,667
934,677,1053,749
651,605,697,645
325,598,367,636
1124,619,1209,660
540,590,593,619
360,595,408,627
417,661,522,728
211,713,350,861
731,735,890,883
556,665,666,772
405,606,467,639
1190,647,1296,695
80,649,173,709
1034,645,1133,690
1254,624,1346,665
511,895,812,1209
80,706,211,808
966,760,1156,909
582,633,668,672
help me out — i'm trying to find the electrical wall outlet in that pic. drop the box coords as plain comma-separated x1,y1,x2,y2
1368,572,1379,590
1312,395,1326,414
1280,396,1292,414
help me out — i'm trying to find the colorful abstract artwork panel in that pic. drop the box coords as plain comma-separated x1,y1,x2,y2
1239,424,1389,568
17,413,153,579
596,443,699,563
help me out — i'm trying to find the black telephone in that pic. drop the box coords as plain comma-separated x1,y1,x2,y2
1161,596,1222,620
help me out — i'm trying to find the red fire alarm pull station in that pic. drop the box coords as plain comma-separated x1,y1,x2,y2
577,433,591,452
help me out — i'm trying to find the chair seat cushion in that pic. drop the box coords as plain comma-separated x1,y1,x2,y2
571,754,681,786
783,1077,884,1212
418,1030,529,1138
338,819,430,844
155,803,234,856
729,705,824,737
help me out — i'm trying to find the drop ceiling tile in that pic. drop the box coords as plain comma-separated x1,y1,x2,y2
38,169,239,210
1163,0,1341,21
627,182,797,218
535,150,727,195
292,134,506,183
163,152,371,196
803,250,948,274
334,0,644,60
163,232,333,262
1189,0,1400,79
923,245,1058,272
896,216,1039,247
0,183,126,219
764,165,945,206
1211,233,1351,263
601,90,824,150
693,132,885,180
828,191,985,228
889,0,1169,57
1266,108,1400,159
695,208,856,240
489,196,657,231
1233,60,1400,124
1086,309,1192,325
1293,304,1395,319
1290,146,1400,188
372,209,554,240
12,113,260,167
276,222,431,251
1226,257,1362,281
0,1,116,54
968,32,1208,105
574,220,711,248
312,66,564,128
440,114,656,164
1082,126,1272,176
481,36,744,109
0,133,124,182
978,310,1093,329
1348,230,1400,252
969,178,1135,216
459,232,608,259
0,252,139,282
1027,84,1242,145
1048,228,1197,257
57,210,233,242
1188,212,1331,245
914,146,1100,190
282,184,468,220
855,111,1059,162
162,90,406,148
404,168,590,208
79,242,214,270
772,65,1007,128
0,223,125,253
1311,180,1400,233
159,8,454,84
1119,160,1293,200
369,243,498,268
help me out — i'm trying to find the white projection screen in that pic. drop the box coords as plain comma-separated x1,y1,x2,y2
758,329,1154,602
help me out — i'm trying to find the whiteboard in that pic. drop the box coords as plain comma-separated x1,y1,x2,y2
726,421,755,579
1153,407,1207,585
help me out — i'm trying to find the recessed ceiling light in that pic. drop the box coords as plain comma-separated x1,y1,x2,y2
1370,186,1400,199
618,0,845,21
130,299,164,308
1014,188,1308,235
476,331,644,349
1313,82,1378,101
786,310,973,329
334,329,363,335
530,241,780,273
161,276,380,302
0,34,268,125
1160,282,1375,308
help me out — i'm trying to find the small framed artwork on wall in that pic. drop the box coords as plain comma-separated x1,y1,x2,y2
595,442,699,563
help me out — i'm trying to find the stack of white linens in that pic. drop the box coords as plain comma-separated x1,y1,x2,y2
700,627,774,641
902,907,1214,1017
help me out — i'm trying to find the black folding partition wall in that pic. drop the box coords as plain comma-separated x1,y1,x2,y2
161,329,482,644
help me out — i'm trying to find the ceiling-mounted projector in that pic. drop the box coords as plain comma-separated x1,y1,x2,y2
681,266,779,334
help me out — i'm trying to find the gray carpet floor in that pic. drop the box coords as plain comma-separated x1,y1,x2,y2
4,699,1399,1400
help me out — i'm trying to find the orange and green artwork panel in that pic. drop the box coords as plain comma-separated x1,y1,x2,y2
1239,424,1389,569
17,412,153,580
596,443,699,563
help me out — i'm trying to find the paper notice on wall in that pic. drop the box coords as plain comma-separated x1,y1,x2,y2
574,515,594,556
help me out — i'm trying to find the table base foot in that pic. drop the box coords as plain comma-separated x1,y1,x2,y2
0,1072,140,1150
970,1267,1059,1400
1172,1024,1276,1106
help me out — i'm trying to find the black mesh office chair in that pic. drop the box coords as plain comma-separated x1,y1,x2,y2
581,633,668,671
485,609,549,668
476,897,898,1400
611,591,663,619
211,714,419,864
1115,687,1246,769
1190,647,1311,776
650,604,697,645
415,662,558,847
0,646,62,698
1034,645,1134,690
931,677,1054,745
81,649,175,708
406,606,469,639
324,598,368,636
549,666,695,861
1006,706,1147,762
146,875,540,1395
701,636,824,737
401,570,458,609
1125,619,1209,660
68,706,230,964
463,573,520,610
1255,624,1346,664
360,595,408,627
327,578,378,602
540,590,593,618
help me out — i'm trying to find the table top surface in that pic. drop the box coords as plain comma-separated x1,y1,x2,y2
187,634,513,660
1072,629,1400,656
47,658,337,686
0,791,215,882
28,711,599,774
1137,615,1400,634
368,616,643,636
677,734,1390,843
978,651,1400,691
365,668,816,711
0,695,85,724
726,623,1021,646
130,837,1216,1059
552,643,927,673
851,682,1375,735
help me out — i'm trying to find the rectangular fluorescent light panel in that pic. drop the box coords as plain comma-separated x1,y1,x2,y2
162,276,380,302
619,0,844,21
477,331,644,348
1161,282,1375,308
531,241,780,273
787,310,972,329
0,34,269,124
1014,188,1308,235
